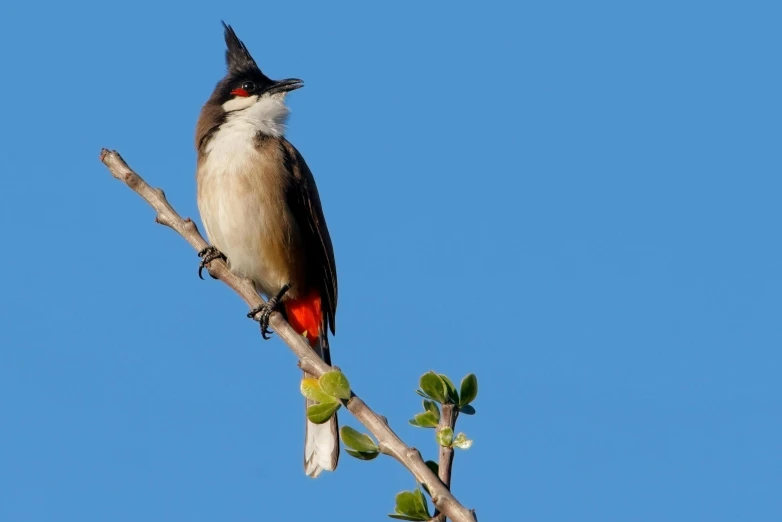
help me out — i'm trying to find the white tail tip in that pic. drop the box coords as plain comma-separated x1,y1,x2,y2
304,416,339,478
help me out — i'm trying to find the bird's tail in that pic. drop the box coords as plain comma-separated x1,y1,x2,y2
285,292,339,478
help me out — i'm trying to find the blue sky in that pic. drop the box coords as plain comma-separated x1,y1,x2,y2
1,1,780,520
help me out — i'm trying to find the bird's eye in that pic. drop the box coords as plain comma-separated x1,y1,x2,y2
241,81,256,92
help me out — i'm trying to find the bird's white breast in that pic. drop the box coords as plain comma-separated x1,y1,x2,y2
197,99,292,293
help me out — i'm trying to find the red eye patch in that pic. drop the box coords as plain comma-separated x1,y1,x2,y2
230,88,250,97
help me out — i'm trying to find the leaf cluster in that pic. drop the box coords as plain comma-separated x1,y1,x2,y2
301,370,351,424
335,371,479,519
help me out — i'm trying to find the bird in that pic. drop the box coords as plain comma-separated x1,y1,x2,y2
194,22,339,478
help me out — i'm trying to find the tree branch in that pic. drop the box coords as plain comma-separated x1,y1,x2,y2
99,148,477,522
433,404,458,522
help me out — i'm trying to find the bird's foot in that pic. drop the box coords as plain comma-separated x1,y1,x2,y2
197,246,226,280
247,284,291,340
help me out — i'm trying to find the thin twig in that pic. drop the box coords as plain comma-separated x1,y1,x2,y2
99,148,477,522
433,404,458,522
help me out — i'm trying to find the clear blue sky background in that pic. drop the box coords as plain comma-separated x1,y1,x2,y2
0,1,780,520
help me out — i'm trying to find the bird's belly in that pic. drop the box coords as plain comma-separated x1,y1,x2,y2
197,142,292,296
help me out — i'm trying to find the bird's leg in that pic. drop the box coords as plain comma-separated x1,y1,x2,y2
247,284,290,340
197,246,227,280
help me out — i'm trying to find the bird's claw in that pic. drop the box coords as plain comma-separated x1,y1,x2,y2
198,246,226,280
247,284,290,340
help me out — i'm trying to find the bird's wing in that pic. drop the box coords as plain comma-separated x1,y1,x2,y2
279,138,338,336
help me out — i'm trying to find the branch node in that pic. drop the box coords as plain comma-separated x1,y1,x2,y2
405,447,423,460
183,219,200,236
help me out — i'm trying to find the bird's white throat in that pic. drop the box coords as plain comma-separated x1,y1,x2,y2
220,94,290,138
203,94,290,181
203,94,290,172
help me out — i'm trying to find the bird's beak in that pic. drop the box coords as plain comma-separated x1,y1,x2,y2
264,78,304,95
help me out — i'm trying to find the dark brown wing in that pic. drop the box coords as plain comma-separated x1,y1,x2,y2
279,138,338,337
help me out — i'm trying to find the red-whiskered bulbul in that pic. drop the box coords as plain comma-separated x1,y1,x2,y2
195,22,338,478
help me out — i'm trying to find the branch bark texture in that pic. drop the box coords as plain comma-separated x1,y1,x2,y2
99,149,477,522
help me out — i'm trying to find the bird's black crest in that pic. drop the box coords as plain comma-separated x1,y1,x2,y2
222,21,260,74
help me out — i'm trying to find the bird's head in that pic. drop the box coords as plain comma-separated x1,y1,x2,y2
212,22,303,114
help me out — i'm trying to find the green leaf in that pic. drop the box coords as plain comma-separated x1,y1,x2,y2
459,373,478,407
453,432,474,449
300,378,338,404
319,370,351,400
394,491,421,517
415,389,432,400
415,488,430,518
419,372,447,403
436,427,454,447
440,374,459,404
425,460,439,476
340,426,378,453
306,401,340,424
391,489,431,521
408,411,439,428
459,404,476,415
345,449,379,460
423,399,440,421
